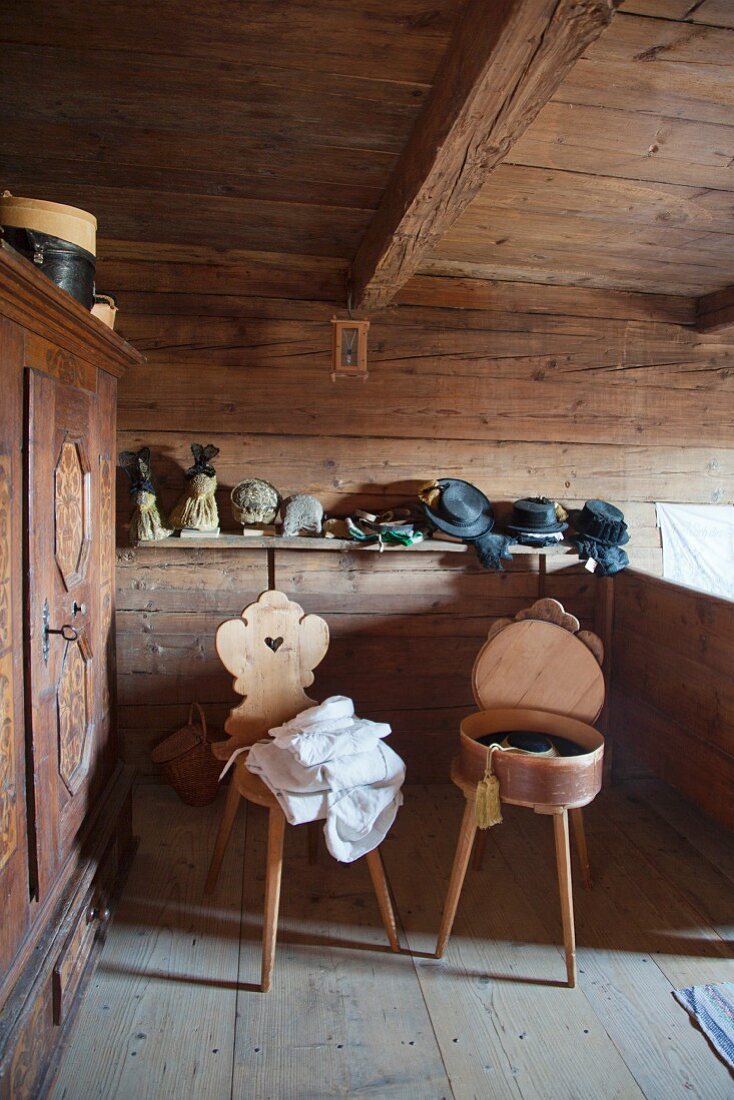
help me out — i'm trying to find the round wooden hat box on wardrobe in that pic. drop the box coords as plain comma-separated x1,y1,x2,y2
0,193,97,308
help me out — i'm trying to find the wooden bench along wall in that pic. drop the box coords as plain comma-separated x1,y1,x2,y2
104,246,734,782
611,570,734,830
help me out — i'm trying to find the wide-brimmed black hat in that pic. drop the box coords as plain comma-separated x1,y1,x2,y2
505,498,567,535
420,478,494,540
569,499,630,545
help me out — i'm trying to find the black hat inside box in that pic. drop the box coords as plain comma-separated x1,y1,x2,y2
569,499,630,545
506,497,567,535
420,479,494,540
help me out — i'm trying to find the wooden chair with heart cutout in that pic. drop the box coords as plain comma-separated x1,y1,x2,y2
204,589,399,991
435,598,606,987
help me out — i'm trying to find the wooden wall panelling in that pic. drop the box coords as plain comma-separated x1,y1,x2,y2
115,431,732,511
114,349,734,448
108,282,734,456
110,266,733,782
611,570,734,829
271,550,596,782
116,543,599,782
115,547,268,773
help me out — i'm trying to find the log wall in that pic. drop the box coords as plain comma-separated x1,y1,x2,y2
611,570,734,829
104,244,734,780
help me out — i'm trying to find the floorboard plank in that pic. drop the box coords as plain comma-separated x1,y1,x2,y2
50,787,246,1100
229,801,452,1099
602,785,734,946
383,787,646,1100
50,783,734,1100
493,796,734,1100
627,779,734,890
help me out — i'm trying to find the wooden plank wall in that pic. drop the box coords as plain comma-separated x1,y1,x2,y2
104,245,734,780
611,570,734,829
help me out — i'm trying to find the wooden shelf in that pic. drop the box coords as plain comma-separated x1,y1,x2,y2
129,534,580,555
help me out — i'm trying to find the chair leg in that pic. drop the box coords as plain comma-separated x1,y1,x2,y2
553,809,577,988
261,806,286,993
570,808,592,889
307,820,320,866
204,776,242,895
435,798,478,959
473,828,489,871
365,847,400,952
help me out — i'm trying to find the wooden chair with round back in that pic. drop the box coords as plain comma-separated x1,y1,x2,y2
435,598,606,987
204,589,400,991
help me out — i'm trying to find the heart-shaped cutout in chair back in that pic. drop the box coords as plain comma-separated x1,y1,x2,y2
264,636,284,653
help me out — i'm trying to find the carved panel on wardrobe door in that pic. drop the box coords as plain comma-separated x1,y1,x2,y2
54,438,90,590
57,632,92,795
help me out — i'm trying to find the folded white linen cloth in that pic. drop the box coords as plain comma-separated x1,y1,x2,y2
247,738,400,794
242,696,405,862
268,694,391,767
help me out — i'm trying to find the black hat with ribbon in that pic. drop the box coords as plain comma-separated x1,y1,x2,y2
420,479,512,571
569,500,629,545
420,478,494,539
506,497,567,535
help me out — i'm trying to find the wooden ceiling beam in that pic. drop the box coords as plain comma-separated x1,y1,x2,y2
697,285,734,333
349,0,615,311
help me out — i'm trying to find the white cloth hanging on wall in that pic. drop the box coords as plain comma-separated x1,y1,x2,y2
656,503,734,599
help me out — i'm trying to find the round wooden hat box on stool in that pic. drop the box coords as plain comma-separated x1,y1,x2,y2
435,598,606,987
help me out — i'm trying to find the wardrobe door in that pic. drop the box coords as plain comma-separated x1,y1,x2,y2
0,318,30,980
25,365,116,899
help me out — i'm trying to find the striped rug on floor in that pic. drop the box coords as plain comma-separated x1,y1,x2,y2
674,983,734,1070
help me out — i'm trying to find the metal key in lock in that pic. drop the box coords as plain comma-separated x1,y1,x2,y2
42,598,79,664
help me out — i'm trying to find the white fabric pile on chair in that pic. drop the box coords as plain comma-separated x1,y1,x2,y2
245,695,405,863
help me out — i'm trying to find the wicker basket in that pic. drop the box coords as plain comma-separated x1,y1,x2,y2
150,702,223,806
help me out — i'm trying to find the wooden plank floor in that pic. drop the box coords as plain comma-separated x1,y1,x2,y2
50,782,734,1100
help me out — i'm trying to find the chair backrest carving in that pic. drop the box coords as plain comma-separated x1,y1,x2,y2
473,599,605,724
214,589,329,757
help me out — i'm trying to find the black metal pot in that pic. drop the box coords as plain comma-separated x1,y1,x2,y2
2,226,96,308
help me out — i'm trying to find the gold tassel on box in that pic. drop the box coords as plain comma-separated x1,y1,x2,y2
475,744,503,829
169,444,220,531
119,448,172,544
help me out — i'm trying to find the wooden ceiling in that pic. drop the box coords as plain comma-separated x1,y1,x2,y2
1,0,734,304
424,0,734,297
0,0,464,256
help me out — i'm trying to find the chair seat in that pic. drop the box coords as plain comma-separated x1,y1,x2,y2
232,755,280,810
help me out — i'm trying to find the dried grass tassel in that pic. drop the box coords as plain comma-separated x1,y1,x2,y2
475,745,503,829
130,489,172,543
169,473,219,530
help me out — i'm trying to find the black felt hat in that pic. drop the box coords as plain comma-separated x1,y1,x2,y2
420,478,494,540
506,498,567,535
569,499,630,545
